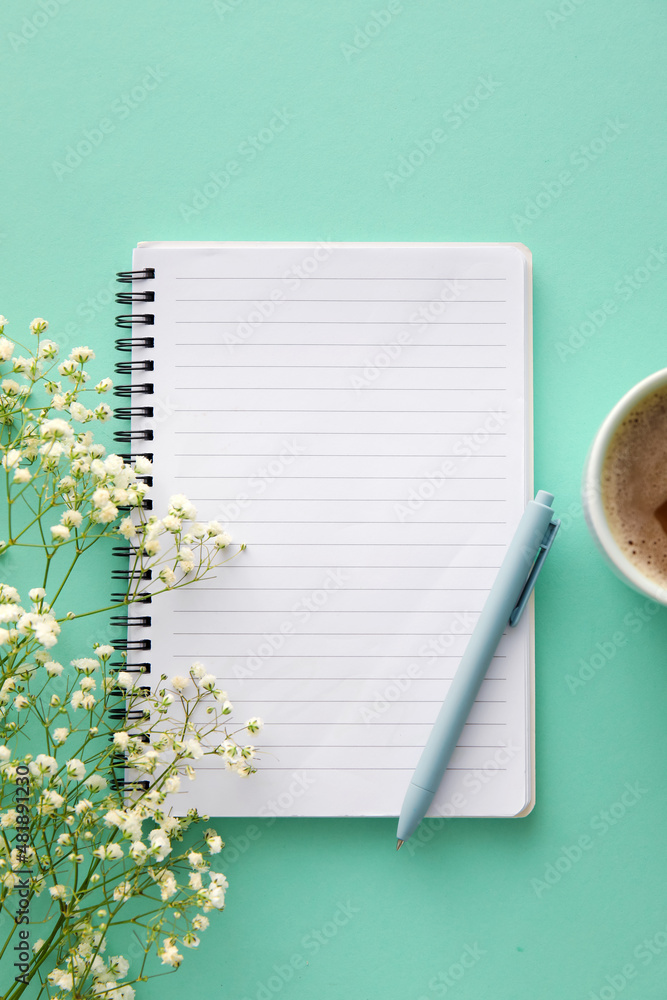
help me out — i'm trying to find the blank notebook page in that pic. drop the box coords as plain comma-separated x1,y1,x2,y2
129,241,532,818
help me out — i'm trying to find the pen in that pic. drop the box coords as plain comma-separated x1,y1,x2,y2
396,490,560,849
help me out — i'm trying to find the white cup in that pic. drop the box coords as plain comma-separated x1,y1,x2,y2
582,367,667,605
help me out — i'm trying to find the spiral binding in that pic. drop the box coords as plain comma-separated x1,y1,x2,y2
111,265,156,791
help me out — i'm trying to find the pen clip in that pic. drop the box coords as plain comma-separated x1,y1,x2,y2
509,518,561,627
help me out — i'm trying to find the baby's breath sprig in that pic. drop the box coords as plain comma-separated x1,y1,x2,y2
0,318,260,1000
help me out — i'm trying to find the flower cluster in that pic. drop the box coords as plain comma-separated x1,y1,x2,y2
0,319,259,1000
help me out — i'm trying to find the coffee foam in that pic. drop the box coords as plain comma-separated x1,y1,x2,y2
602,384,667,587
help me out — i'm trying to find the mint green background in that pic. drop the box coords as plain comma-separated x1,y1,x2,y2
2,1,667,997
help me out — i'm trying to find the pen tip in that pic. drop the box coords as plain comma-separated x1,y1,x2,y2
396,840,404,851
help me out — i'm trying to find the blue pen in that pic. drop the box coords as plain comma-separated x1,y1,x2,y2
396,490,560,849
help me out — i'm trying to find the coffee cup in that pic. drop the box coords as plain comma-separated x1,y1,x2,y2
582,367,667,605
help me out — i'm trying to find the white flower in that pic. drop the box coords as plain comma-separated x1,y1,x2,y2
246,717,263,734
162,514,181,533
70,346,95,362
158,938,183,968
69,401,89,422
38,339,58,359
94,403,112,421
115,672,136,691
134,456,152,474
30,753,58,776
118,517,137,540
213,531,232,549
148,829,172,862
1,809,17,827
0,336,13,361
50,525,70,542
33,938,46,953
39,417,73,440
192,913,210,931
164,774,181,793
189,871,202,890
129,841,148,863
108,956,130,978
53,727,69,744
74,799,93,815
184,738,204,760
0,745,11,762
0,586,19,605
176,548,195,573
0,604,21,623
168,494,197,520
96,501,119,524
158,871,178,900
191,661,206,679
44,660,64,676
13,468,31,483
202,871,228,910
113,881,132,902
71,690,96,710
13,695,29,711
65,759,86,780
113,732,130,751
2,449,21,470
158,567,176,587
39,789,65,813
182,933,200,949
206,834,223,854
71,657,97,674
95,644,114,660
104,454,125,475
16,611,61,648
188,851,205,869
61,510,83,528
30,318,48,334
199,674,217,692
49,884,68,901
95,378,113,393
84,774,107,792
171,675,189,692
29,587,46,602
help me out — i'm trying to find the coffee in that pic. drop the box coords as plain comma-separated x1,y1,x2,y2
602,384,667,586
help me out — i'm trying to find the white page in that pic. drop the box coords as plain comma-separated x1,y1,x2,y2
128,242,532,817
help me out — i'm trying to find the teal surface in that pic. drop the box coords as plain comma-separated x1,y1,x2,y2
2,1,667,997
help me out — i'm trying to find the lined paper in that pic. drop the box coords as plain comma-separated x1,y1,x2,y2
130,242,531,817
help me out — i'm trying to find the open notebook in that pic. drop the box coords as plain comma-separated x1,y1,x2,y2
122,241,533,818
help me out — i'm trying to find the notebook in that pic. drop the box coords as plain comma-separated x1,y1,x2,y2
116,241,533,818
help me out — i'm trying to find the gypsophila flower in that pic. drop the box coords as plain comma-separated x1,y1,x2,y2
30,318,48,334
246,717,263,734
65,759,86,780
205,832,223,854
113,881,133,903
61,509,83,528
158,937,183,968
0,322,254,990
2,449,21,470
50,524,70,542
84,773,107,792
